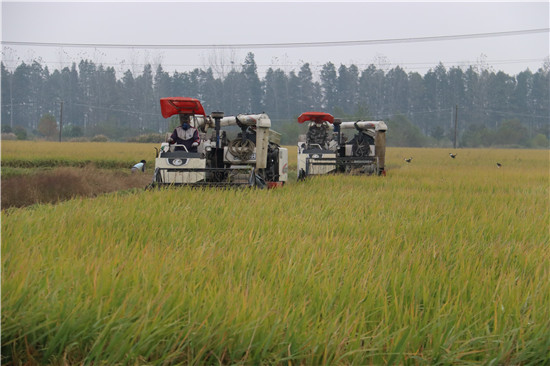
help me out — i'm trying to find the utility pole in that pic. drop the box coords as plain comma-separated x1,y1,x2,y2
453,104,458,149
59,100,64,142
9,78,14,129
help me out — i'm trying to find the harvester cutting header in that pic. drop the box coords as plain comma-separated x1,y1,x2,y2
297,111,387,179
150,97,288,188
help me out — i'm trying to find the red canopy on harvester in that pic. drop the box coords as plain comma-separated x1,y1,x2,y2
160,97,206,118
297,112,334,124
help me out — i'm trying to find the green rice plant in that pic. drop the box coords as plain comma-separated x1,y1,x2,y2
2,148,549,365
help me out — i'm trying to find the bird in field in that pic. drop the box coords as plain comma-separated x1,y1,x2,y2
449,153,457,159
497,162,502,168
404,157,413,163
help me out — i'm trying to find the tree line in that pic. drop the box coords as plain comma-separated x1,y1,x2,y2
1,52,548,147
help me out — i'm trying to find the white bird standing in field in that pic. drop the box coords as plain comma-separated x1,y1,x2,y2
404,157,413,163
497,162,502,168
449,153,457,159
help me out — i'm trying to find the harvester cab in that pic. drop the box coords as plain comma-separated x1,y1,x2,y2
151,97,288,188
297,112,338,180
297,111,387,179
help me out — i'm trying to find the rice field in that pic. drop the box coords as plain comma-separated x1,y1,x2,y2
1,141,159,161
1,144,549,365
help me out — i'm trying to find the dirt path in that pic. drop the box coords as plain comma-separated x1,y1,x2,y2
1,167,152,209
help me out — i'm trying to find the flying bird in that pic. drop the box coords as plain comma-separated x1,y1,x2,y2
497,162,502,168
404,157,413,163
449,153,457,159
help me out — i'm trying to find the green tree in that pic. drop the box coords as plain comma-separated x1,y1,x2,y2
337,64,359,114
38,113,58,139
297,63,316,112
14,126,27,140
407,71,427,131
62,125,83,138
531,133,549,148
530,68,550,134
386,114,427,147
199,68,223,113
494,119,529,146
385,66,409,114
359,65,385,117
263,68,289,122
488,71,515,129
2,62,14,129
286,71,301,118
320,62,338,113
242,52,263,113
154,64,172,99
460,123,494,147
223,69,248,115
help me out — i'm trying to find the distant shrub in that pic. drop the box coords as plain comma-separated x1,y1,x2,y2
62,125,83,138
1,133,17,140
127,133,165,143
531,134,549,149
91,134,109,142
14,126,27,140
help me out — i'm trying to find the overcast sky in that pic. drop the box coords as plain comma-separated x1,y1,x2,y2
1,1,549,78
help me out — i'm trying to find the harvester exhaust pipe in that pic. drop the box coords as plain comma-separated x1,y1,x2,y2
333,118,342,145
211,111,224,149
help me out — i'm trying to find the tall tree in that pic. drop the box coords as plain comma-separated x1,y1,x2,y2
337,64,359,114
320,62,338,113
286,71,301,118
359,65,385,117
297,63,316,112
1,62,14,128
384,66,409,115
135,64,155,131
60,64,81,129
530,67,550,134
78,60,99,131
223,69,248,115
154,64,172,100
199,68,222,113
407,71,426,131
487,71,515,129
242,52,263,113
263,67,289,123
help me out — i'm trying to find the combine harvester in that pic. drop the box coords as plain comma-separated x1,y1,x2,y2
150,97,288,188
297,112,387,179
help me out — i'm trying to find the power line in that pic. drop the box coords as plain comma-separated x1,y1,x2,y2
2,28,548,50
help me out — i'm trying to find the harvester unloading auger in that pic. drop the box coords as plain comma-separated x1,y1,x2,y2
149,97,288,188
297,112,387,179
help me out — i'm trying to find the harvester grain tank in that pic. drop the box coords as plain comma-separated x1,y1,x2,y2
150,97,288,188
297,111,387,179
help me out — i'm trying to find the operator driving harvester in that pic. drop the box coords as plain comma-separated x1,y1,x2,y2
150,97,288,188
297,111,387,179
